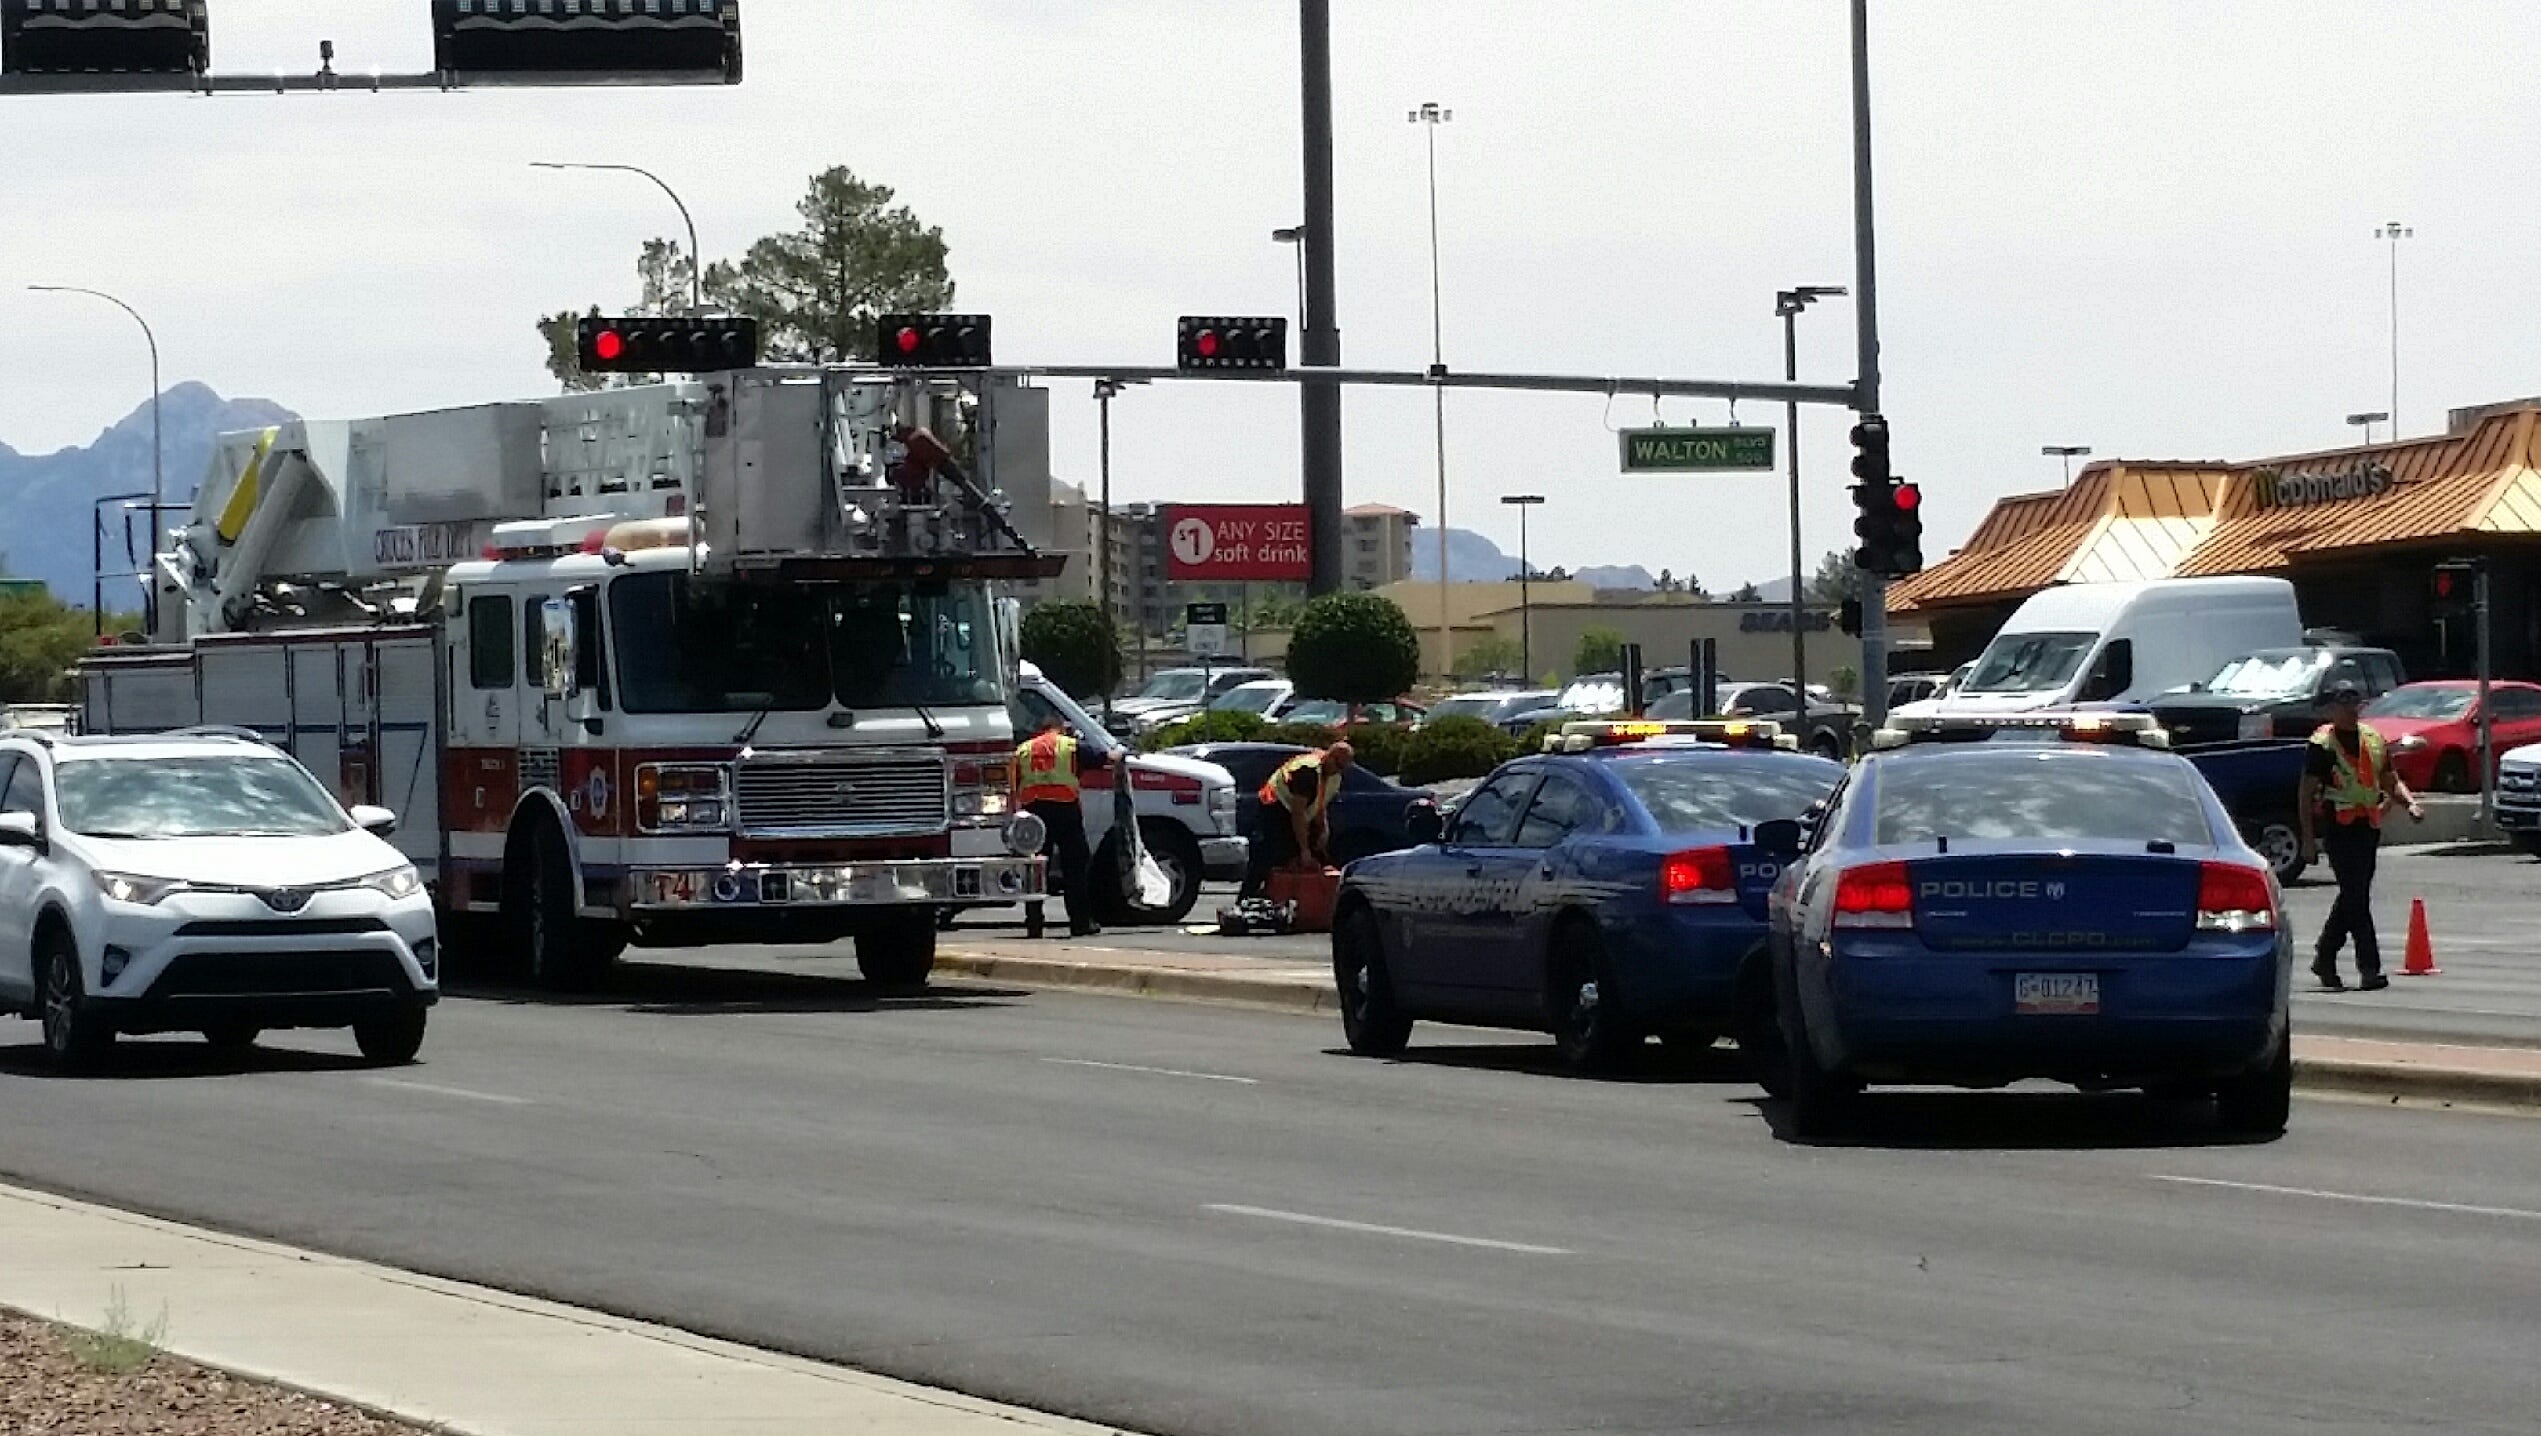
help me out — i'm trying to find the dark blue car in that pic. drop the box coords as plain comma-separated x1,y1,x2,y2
1169,742,1433,866
1759,715,2293,1139
1331,722,1843,1070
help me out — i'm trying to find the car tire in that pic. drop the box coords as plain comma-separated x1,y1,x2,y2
201,1023,260,1052
2214,1041,2292,1138
1103,822,1204,926
2513,833,2541,859
353,1009,428,1066
513,819,614,991
38,933,113,1071
856,909,938,992
1550,919,1635,1073
1333,906,1411,1057
1735,949,1790,1099
2435,750,2473,794
2252,820,2307,884
1776,958,1856,1140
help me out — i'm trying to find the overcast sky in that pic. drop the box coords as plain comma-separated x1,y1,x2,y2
5,1,2536,588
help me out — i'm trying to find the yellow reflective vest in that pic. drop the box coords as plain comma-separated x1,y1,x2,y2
2311,724,2386,827
1014,732,1081,805
1260,751,1335,822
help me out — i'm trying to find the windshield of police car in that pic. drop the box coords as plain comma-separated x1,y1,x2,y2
1614,755,1838,833
1874,752,2213,846
610,573,999,714
1961,631,2096,694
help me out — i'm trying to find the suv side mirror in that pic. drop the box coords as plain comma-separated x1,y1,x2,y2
1404,801,1445,846
348,805,398,837
1753,817,1804,858
0,811,43,852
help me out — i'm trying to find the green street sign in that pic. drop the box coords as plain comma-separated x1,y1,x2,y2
1618,426,1776,473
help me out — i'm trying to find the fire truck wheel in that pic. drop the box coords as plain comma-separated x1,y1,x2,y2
512,819,614,991
856,910,938,992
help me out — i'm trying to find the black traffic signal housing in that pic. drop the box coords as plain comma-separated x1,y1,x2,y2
4,0,210,77
2430,558,2481,610
1838,597,1864,637
1848,416,1924,577
432,0,743,83
577,315,760,374
877,314,992,368
1178,316,1287,371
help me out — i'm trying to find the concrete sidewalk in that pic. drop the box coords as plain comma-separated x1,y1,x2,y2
938,939,2541,1111
0,1183,1121,1436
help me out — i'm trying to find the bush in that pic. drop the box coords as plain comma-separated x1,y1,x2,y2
1260,721,1340,751
1572,625,1625,677
1397,715,1520,786
1336,721,1412,777
1287,592,1419,702
1019,600,1121,700
1141,709,1267,752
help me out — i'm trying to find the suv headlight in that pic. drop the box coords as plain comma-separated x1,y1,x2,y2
636,763,733,833
357,864,425,901
94,871,187,905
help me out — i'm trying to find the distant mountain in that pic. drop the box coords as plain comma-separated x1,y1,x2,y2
0,383,297,605
1407,528,1656,590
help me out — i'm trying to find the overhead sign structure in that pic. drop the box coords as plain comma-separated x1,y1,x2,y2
1618,426,1776,473
1163,505,1310,582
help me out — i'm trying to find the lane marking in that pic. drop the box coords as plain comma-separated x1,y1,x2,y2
2152,1175,2541,1223
1041,1058,1258,1085
364,1078,530,1107
1204,1203,1572,1255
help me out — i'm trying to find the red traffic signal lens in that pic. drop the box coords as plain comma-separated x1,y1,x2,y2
593,329,626,362
1893,482,1922,512
896,326,923,355
1196,329,1221,358
2435,572,2455,599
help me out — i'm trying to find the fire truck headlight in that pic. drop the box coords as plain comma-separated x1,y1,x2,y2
1003,810,1047,857
636,764,733,833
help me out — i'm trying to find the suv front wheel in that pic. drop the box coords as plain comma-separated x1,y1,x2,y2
38,933,114,1070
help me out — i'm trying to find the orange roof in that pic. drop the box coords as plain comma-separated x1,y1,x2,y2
2179,408,2536,572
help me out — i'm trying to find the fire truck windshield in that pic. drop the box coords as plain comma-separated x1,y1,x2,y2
608,573,1002,715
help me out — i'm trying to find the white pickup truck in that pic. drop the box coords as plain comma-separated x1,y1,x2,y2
1013,663,1246,924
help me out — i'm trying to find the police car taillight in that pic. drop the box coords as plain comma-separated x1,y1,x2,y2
2195,862,2276,932
1660,846,1737,905
1833,861,1914,928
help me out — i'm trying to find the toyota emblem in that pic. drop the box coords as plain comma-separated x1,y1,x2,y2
260,888,313,914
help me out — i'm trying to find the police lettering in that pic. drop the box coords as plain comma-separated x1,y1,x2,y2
1920,879,2043,900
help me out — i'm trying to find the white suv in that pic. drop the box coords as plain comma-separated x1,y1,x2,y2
0,732,439,1069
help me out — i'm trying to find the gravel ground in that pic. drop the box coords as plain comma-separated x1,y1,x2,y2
0,1308,431,1436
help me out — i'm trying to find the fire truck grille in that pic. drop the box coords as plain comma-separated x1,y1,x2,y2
734,754,949,838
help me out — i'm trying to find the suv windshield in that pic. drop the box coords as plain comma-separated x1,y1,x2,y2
1428,694,1503,722
1962,631,2096,694
2205,650,2327,697
610,573,999,715
1875,752,2212,846
2365,687,2474,721
56,754,349,839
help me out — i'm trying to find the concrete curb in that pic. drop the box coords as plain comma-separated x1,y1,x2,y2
938,952,2541,1110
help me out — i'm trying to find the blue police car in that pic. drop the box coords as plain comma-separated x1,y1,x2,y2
1330,721,1843,1070
1759,713,2293,1138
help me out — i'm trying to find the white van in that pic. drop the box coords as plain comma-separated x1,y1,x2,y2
1912,577,2304,717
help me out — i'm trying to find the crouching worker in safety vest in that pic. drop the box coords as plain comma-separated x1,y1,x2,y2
1240,741,1354,901
1013,712,1099,937
2299,681,2421,991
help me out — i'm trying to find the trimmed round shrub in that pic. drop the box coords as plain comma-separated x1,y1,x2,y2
1141,709,1267,752
1287,592,1419,703
1019,600,1121,700
1397,715,1520,786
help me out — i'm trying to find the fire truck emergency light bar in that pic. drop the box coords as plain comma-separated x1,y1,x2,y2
1871,712,2171,750
1549,720,1797,753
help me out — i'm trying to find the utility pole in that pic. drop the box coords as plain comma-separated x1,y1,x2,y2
1297,0,1345,595
1849,0,1890,729
1501,494,1545,682
1095,379,1121,720
1411,100,1454,678
2477,558,2495,832
1779,286,1845,708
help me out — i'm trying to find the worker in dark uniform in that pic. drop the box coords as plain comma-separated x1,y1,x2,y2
1240,740,1355,900
1013,711,1099,937
2298,680,2421,991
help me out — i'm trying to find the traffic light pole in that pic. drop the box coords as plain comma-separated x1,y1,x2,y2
1297,0,1346,596
2478,560,2495,831
1848,0,1891,733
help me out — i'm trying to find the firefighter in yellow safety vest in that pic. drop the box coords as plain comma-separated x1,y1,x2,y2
1013,712,1099,937
2297,681,2421,990
1240,741,1354,901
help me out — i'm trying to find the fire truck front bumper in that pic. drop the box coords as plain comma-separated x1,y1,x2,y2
631,858,1045,912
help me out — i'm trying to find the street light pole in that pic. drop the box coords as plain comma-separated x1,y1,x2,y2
1501,495,1545,682
1411,100,1454,680
2376,221,2412,435
31,285,160,629
532,161,704,312
2346,410,2389,446
1297,0,1346,596
1272,226,1307,333
1847,0,1891,729
2041,444,2092,486
1778,286,1845,707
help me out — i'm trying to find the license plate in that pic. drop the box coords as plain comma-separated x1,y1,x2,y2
2015,972,2100,1015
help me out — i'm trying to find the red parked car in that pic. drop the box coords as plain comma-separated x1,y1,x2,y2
2362,680,2541,792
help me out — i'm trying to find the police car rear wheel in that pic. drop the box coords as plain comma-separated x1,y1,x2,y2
1775,959,1857,1139
2214,1042,2291,1137
1551,923,1635,1073
1334,908,1411,1057
1736,954,1791,1099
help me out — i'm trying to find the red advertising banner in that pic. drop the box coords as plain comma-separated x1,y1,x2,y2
1162,504,1312,581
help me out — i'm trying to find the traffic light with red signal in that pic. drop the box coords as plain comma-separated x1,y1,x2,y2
2431,559,2480,609
576,315,761,374
1177,316,1287,371
876,314,993,368
1849,415,1925,577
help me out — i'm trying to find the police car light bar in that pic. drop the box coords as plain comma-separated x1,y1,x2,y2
1872,712,2171,751
1550,719,1797,754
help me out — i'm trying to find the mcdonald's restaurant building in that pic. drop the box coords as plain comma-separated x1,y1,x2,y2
1889,400,2541,682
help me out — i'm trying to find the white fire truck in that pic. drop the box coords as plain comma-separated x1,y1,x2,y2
77,366,1061,989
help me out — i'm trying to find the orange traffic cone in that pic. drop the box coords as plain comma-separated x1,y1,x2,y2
2400,898,2440,976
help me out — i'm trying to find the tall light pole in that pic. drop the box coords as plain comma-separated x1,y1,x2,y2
31,285,160,628
532,161,703,312
1777,286,1846,706
1272,225,1307,332
1410,100,1454,679
2346,410,2389,445
2376,221,2411,435
1500,494,1545,683
2042,444,2091,486
1297,1,1345,595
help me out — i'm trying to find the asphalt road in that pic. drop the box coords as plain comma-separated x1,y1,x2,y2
2,955,2538,1436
